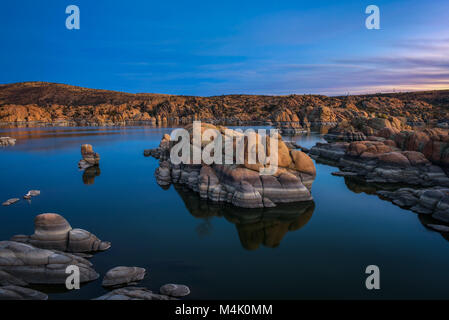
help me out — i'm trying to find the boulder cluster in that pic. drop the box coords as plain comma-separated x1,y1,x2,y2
0,213,190,300
309,118,449,223
146,123,316,208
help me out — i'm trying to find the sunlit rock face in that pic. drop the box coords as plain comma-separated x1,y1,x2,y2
10,213,111,253
78,144,100,170
147,123,316,208
173,184,315,250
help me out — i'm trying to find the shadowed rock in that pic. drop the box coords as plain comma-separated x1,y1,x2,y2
11,213,111,253
102,266,146,287
160,284,190,297
94,287,175,300
0,241,99,284
0,285,48,300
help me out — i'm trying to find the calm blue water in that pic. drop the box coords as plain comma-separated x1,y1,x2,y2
1,126,449,300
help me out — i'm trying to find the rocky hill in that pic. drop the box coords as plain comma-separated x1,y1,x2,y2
0,82,448,126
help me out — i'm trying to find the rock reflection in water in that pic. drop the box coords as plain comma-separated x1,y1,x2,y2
173,184,315,250
82,166,101,185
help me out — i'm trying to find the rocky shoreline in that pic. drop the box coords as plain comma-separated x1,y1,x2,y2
0,213,191,300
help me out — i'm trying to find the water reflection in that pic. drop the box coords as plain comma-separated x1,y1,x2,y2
173,184,315,250
82,166,101,185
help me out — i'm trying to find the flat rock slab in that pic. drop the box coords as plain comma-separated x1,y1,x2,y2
102,266,146,287
2,198,19,206
0,285,48,300
331,171,358,177
160,284,190,297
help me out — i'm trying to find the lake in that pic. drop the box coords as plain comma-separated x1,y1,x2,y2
1,125,449,299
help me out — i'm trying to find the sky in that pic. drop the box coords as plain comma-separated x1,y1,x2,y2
1,0,449,96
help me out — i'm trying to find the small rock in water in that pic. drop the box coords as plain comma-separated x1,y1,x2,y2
0,137,16,147
2,198,20,206
23,190,40,199
102,266,146,287
159,284,191,297
0,285,48,300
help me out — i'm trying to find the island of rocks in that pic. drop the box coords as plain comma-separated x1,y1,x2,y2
145,123,316,208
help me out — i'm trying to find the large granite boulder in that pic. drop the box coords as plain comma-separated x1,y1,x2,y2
11,213,111,253
147,124,316,208
102,266,146,287
0,241,99,284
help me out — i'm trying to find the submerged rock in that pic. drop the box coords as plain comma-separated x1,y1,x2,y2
2,198,20,206
0,241,99,284
0,285,48,300
159,284,190,297
102,266,146,287
94,287,175,300
78,144,100,170
11,213,111,253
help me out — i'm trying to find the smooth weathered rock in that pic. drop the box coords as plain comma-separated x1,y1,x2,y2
11,213,111,253
0,137,16,147
94,287,175,300
102,266,146,287
149,124,315,208
0,270,28,287
0,241,99,284
2,198,19,206
378,187,449,223
0,285,48,300
159,284,190,297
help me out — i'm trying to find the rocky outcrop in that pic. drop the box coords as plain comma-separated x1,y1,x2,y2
148,124,316,208
102,266,146,287
159,284,190,297
0,241,99,284
11,213,111,253
378,188,449,222
310,140,449,187
78,144,100,170
82,166,101,185
0,285,48,300
94,287,175,300
0,137,16,146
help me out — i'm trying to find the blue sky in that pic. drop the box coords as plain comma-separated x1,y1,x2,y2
1,0,449,96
